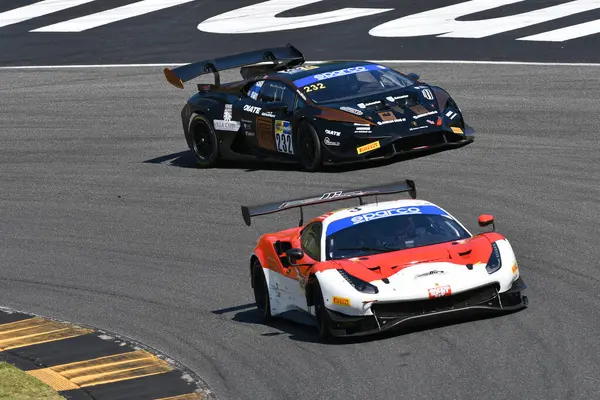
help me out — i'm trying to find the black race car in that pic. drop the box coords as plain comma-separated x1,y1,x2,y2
164,44,474,171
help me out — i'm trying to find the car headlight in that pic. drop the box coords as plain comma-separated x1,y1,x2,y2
337,269,379,294
486,242,502,274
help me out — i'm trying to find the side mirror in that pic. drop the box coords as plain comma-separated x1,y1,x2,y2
286,248,304,265
407,72,420,81
478,214,495,231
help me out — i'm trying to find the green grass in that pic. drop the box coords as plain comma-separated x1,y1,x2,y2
0,362,65,400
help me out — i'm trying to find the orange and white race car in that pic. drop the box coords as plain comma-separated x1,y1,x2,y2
241,180,528,340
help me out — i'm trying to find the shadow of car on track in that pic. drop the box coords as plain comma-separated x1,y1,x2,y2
214,303,523,345
143,144,470,173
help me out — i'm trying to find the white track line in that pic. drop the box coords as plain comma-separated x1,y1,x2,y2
32,0,196,32
0,0,97,29
1,60,600,69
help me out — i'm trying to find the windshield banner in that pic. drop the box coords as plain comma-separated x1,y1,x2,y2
293,64,387,88
326,205,449,235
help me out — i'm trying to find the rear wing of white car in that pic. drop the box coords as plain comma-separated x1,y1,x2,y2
241,179,416,226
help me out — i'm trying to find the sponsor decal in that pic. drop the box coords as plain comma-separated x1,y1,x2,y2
319,190,366,201
275,120,294,154
422,89,435,100
358,100,382,109
428,285,452,299
325,129,341,136
324,137,340,146
340,106,363,116
214,120,240,131
387,95,409,102
356,141,380,154
314,66,367,81
410,104,429,115
243,105,262,114
293,64,383,87
261,111,276,118
223,104,233,121
245,131,255,137
409,126,428,131
355,129,372,134
426,119,435,125
279,65,319,74
333,296,351,306
446,110,458,120
350,207,422,224
377,118,406,125
512,263,518,274
378,111,396,121
415,270,446,279
242,119,253,131
326,205,451,235
451,126,464,134
256,117,276,151
248,81,263,100
413,111,438,119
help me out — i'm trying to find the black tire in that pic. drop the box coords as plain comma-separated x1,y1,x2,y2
189,115,219,168
296,121,322,172
313,281,333,341
252,260,272,321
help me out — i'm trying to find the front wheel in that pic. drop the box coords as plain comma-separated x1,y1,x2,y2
313,281,333,341
296,121,322,172
189,115,219,168
252,260,272,321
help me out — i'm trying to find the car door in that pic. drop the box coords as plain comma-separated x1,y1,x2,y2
240,79,300,158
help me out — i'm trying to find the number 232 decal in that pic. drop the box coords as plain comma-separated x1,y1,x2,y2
275,132,293,154
303,83,326,92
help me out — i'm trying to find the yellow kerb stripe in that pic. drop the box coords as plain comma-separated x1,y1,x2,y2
0,317,92,350
26,368,80,391
33,349,172,388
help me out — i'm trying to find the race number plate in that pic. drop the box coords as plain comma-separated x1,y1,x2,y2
275,120,294,154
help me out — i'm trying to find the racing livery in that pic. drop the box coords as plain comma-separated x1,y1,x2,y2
241,180,528,340
164,44,474,171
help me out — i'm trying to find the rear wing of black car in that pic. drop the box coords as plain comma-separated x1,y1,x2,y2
241,180,416,226
164,43,305,89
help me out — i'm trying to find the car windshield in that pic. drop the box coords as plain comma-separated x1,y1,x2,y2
325,207,471,260
292,64,414,103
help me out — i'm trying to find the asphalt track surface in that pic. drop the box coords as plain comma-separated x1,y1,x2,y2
2,0,600,64
1,64,599,400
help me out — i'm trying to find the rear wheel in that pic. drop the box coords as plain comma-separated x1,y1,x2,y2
252,260,272,321
313,281,333,341
189,115,219,168
296,121,322,172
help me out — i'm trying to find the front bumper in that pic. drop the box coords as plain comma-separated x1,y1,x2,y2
321,125,475,166
324,278,528,338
